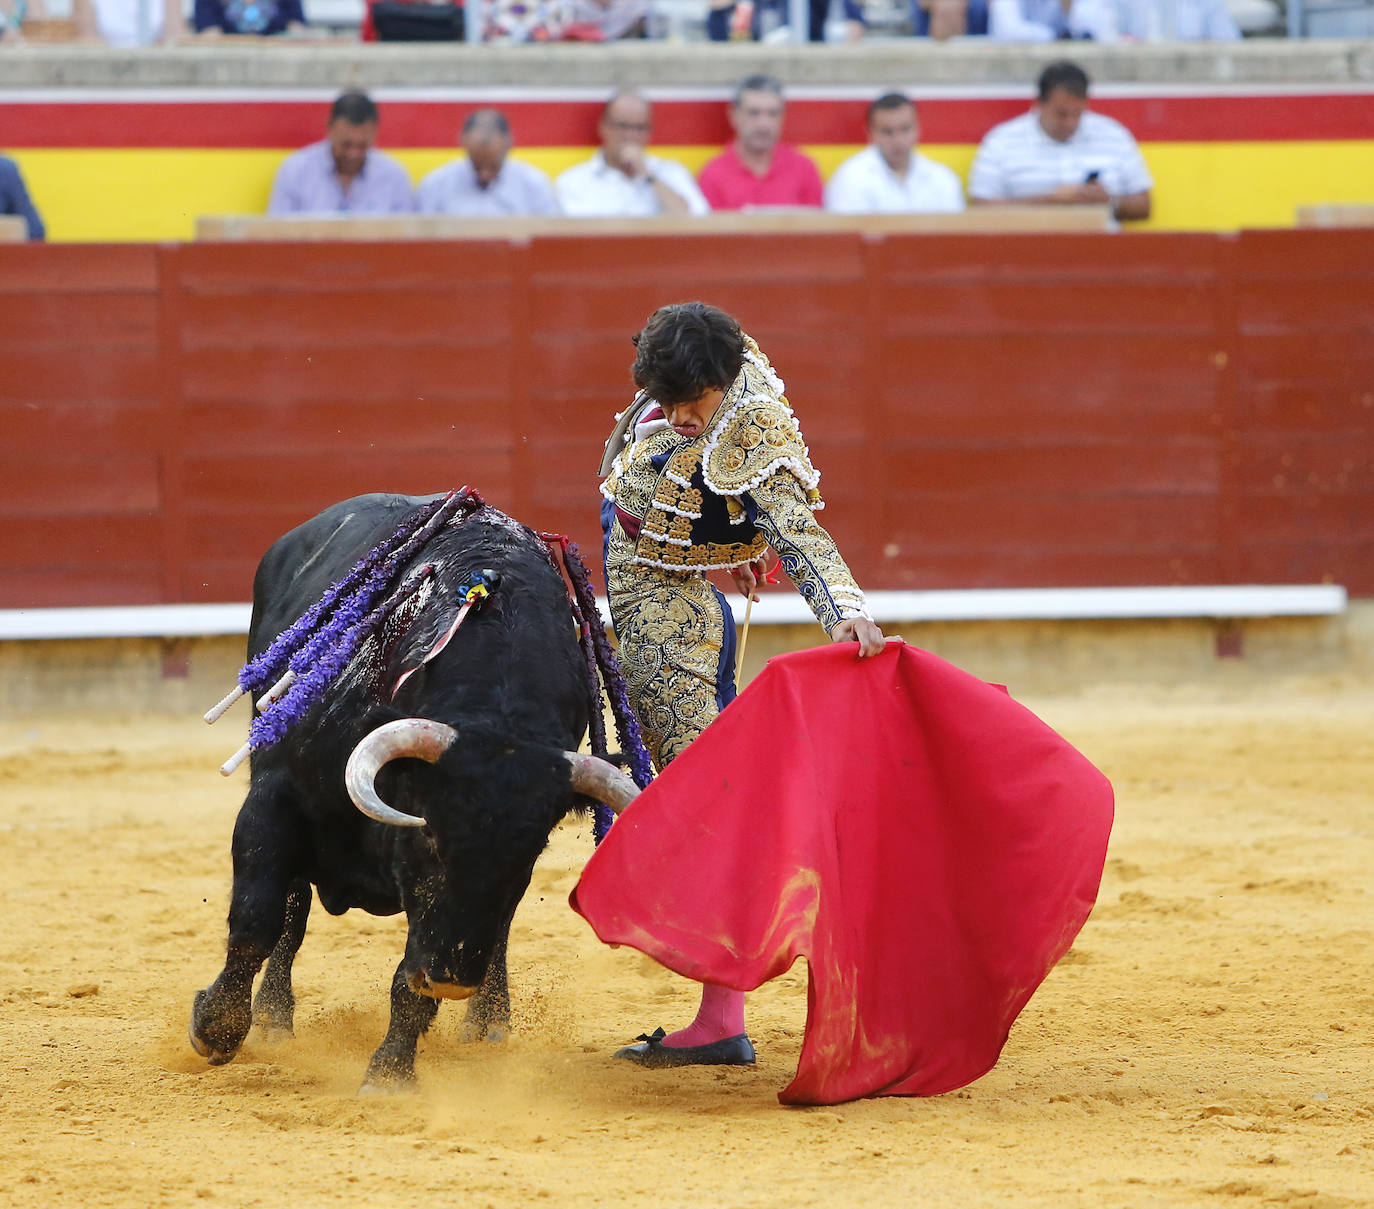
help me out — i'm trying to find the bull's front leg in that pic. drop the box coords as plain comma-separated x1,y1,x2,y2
191,774,305,1065
360,959,441,1094
251,879,312,1037
458,929,511,1043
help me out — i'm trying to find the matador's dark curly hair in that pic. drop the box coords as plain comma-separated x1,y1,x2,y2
630,301,745,405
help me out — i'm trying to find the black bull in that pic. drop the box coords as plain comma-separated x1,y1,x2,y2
189,494,638,1090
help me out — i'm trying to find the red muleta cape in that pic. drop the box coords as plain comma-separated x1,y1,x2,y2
570,642,1114,1106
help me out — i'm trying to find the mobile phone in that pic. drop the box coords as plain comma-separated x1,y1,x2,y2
1084,170,1101,184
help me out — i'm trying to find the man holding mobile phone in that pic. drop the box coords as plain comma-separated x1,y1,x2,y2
968,61,1152,222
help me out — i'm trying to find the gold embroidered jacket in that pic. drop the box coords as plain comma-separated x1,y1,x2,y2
600,344,868,632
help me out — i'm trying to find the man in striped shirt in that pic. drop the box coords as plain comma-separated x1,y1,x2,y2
969,61,1152,223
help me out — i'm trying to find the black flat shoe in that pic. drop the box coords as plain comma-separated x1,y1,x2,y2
613,1027,756,1068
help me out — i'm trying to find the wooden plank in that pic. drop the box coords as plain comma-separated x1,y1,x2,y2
0,399,163,455
1236,279,1374,329
179,346,504,405
880,279,1218,335
182,452,515,516
177,239,514,292
1228,536,1374,594
1236,330,1374,383
0,244,159,292
878,231,1218,279
1231,436,1373,493
1,349,162,405
1237,386,1374,431
0,456,159,514
195,208,1112,245
883,493,1218,550
174,287,516,349
181,397,516,457
0,567,165,608
1295,205,1374,230
872,548,1225,591
1238,228,1374,277
0,292,158,348
873,332,1219,396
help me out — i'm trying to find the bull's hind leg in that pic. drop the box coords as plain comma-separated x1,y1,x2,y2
251,879,312,1037
191,773,306,1065
458,930,511,1044
360,959,441,1094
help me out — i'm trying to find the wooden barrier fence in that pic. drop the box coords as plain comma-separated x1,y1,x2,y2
1,226,1371,608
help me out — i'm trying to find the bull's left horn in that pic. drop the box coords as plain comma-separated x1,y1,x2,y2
564,753,641,815
345,718,458,828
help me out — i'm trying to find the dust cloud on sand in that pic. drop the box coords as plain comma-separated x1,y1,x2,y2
1,676,1371,1208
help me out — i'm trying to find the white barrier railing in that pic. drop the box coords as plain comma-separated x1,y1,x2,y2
0,585,1347,641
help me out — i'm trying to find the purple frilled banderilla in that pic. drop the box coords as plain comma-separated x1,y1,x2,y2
541,533,653,843
205,490,654,844
206,488,483,775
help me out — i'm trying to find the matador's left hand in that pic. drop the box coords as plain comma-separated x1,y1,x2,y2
728,559,767,602
831,616,886,658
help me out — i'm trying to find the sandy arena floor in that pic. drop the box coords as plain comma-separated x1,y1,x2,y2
1,672,1370,1209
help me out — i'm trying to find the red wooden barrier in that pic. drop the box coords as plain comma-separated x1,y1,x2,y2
1,229,1370,608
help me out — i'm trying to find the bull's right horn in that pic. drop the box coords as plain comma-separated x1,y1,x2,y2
564,753,641,815
345,718,458,828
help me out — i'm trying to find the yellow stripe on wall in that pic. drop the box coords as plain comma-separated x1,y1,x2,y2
12,141,1374,243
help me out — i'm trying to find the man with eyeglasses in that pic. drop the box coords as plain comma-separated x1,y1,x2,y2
555,92,710,218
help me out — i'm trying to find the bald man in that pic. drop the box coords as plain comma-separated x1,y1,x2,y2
417,109,558,217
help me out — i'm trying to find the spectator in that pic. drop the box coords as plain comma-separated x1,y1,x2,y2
554,92,709,218
729,0,866,41
267,91,415,216
987,0,1116,39
911,0,990,37
72,0,185,44
1115,0,1240,39
969,61,1152,222
824,94,966,215
416,109,558,217
0,0,31,41
194,0,308,36
0,154,44,240
697,75,823,211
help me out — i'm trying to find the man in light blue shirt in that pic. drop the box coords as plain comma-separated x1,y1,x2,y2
268,91,414,216
0,155,44,240
416,110,558,218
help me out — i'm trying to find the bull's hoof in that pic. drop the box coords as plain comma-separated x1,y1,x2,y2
362,1044,414,1093
457,1016,509,1044
189,987,250,1065
252,989,295,1027
358,1073,416,1096
252,1022,296,1045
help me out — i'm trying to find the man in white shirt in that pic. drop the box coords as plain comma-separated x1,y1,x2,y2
969,61,1152,222
555,92,710,219
824,93,965,215
417,109,558,218
987,0,1115,40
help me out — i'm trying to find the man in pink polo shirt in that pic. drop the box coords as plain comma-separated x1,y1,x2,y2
697,75,823,211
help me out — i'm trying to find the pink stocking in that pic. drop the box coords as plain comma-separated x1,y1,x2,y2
661,983,747,1048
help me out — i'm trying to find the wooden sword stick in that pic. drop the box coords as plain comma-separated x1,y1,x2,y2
736,592,755,681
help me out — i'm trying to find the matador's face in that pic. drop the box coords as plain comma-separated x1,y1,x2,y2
660,387,726,440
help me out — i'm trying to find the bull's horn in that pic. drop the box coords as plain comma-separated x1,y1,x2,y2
345,718,458,828
564,753,641,815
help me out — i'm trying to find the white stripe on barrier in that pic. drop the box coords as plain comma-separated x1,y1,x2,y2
0,585,1346,641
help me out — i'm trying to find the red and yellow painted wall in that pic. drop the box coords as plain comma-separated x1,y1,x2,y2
4,85,1373,241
